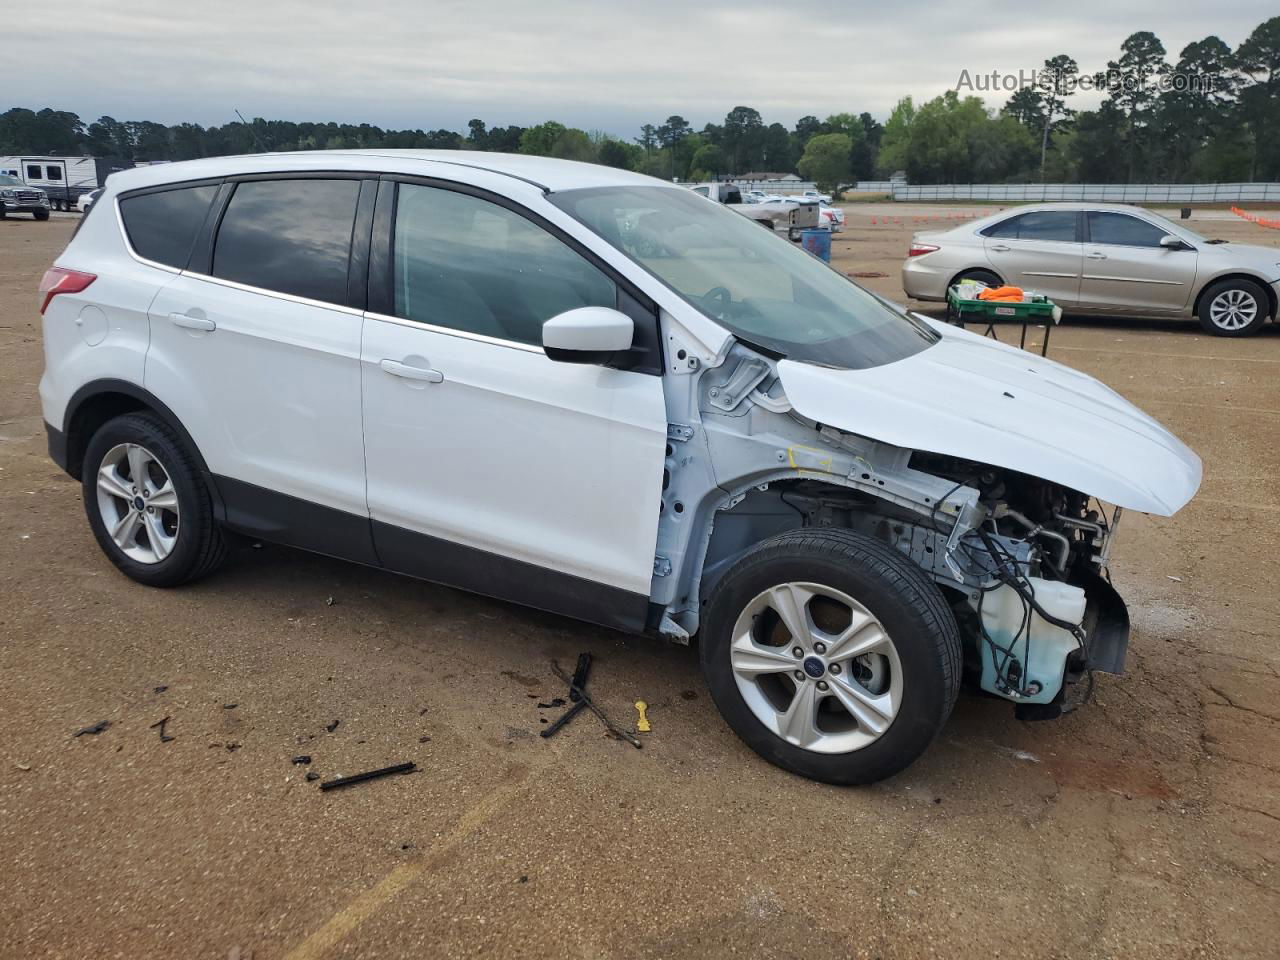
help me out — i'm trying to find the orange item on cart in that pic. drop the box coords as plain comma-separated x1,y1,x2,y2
977,285,1025,302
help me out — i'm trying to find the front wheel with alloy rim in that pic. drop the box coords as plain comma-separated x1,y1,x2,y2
82,412,227,587
1198,278,1271,336
700,529,962,784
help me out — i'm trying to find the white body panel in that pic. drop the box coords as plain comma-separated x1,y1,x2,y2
360,314,667,594
146,275,368,516
777,319,1202,516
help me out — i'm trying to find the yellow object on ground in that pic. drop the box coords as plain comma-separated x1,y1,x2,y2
635,700,651,732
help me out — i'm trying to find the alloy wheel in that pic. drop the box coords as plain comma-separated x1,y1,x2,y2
1209,289,1259,331
95,443,180,564
729,582,902,754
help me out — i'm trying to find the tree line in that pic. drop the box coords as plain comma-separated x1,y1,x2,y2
1,16,1275,191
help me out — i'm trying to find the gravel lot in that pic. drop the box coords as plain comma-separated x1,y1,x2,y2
1,210,1277,959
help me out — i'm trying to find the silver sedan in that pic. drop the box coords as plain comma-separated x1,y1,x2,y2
902,203,1280,336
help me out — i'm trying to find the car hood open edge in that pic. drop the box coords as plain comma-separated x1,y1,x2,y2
776,321,1202,516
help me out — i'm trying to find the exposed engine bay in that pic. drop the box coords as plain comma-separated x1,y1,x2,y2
653,340,1141,719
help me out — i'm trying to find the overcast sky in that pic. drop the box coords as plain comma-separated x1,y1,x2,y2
2,0,1273,135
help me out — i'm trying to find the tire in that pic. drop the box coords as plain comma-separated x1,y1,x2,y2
82,412,227,587
952,268,1001,289
33,209,50,221
1197,278,1271,337
700,528,961,785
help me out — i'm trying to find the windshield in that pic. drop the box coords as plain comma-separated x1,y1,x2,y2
549,186,937,369
0,175,22,187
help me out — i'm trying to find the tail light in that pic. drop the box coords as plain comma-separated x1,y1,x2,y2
907,243,940,257
38,266,96,315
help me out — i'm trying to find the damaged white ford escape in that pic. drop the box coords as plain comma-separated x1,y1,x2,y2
39,152,1201,784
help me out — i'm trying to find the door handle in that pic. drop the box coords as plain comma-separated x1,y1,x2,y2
989,244,1011,252
169,312,216,331
1086,251,1108,260
380,358,444,383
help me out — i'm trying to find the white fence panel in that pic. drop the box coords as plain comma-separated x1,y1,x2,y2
889,182,1280,203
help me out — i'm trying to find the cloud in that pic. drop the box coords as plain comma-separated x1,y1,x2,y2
1,0,1272,134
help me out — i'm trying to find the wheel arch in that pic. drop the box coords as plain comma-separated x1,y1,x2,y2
61,379,225,516
947,265,1003,289
1192,272,1277,322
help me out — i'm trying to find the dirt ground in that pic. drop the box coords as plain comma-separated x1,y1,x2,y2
1,208,1278,960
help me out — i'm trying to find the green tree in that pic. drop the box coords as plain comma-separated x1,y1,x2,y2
876,97,915,177
1236,16,1280,180
689,143,725,180
596,138,633,169
520,121,567,156
797,133,852,194
1099,31,1169,180
722,105,763,173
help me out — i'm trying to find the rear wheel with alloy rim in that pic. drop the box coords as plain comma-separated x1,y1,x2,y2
700,528,961,784
1198,278,1270,337
82,412,227,586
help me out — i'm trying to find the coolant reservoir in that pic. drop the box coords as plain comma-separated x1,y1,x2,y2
973,577,1087,705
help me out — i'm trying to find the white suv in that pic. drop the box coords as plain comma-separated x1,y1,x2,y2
39,151,1201,784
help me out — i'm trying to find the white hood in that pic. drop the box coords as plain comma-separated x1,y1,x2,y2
777,320,1201,515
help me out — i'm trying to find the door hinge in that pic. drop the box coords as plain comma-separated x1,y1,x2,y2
666,423,694,443
653,555,672,577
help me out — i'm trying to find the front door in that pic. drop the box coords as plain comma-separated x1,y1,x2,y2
1079,211,1197,313
360,181,667,630
981,209,1083,305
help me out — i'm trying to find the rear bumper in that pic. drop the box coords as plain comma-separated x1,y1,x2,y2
901,255,951,301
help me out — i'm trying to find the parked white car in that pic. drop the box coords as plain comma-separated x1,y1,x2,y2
902,203,1280,336
77,189,102,213
39,152,1200,784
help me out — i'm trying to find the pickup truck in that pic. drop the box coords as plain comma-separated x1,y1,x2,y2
0,174,51,220
688,182,819,240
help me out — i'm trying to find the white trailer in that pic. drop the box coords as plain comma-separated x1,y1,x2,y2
0,156,132,211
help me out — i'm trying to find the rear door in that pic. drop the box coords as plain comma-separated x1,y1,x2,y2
360,179,667,630
143,175,377,560
981,210,1083,305
1079,211,1197,313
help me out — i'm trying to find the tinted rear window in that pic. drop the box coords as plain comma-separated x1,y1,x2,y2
119,185,218,269
983,211,1078,242
212,179,360,305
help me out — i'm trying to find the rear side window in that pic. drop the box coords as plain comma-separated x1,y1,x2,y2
120,184,219,269
212,179,360,305
46,166,63,180
983,211,1077,242
1087,212,1167,248
392,183,615,345
26,164,41,180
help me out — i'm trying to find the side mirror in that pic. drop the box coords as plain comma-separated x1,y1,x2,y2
542,306,634,365
1160,235,1188,250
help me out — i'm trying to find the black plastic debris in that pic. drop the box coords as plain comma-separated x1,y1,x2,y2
319,762,415,791
149,717,175,743
154,685,168,694
291,755,312,765
536,698,566,709
325,720,340,733
222,703,238,710
305,771,320,782
73,721,110,738
542,658,642,749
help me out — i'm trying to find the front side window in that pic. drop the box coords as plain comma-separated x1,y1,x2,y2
392,183,615,346
0,174,21,187
26,165,41,181
120,184,219,269
1087,212,1168,248
46,166,63,181
550,185,936,370
212,179,360,305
